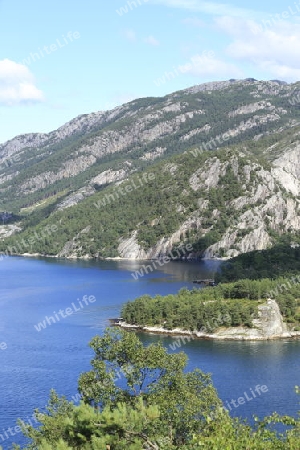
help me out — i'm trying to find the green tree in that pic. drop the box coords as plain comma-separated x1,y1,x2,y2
10,337,300,450
78,328,222,446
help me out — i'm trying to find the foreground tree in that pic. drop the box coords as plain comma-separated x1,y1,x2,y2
10,329,300,449
17,395,162,449
77,327,222,445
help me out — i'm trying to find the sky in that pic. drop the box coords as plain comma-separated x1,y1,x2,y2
1,0,300,143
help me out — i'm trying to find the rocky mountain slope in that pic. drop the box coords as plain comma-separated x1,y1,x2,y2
1,79,300,259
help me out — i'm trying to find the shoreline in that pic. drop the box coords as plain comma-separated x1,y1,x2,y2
3,254,300,342
118,322,300,341
1,252,224,262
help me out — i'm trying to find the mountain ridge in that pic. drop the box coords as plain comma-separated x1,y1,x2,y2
1,78,300,260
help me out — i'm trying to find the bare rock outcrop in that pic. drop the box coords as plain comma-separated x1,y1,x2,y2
57,226,91,259
272,145,300,196
117,150,300,261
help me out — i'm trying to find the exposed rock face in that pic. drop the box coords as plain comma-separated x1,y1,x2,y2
117,152,300,260
225,114,282,140
189,157,226,190
118,231,147,260
204,227,271,259
0,133,49,159
2,78,300,260
56,186,95,211
57,226,92,259
140,147,166,161
0,78,296,198
272,145,300,196
0,224,22,238
1,104,208,194
56,165,133,211
120,300,296,341
228,101,273,117
91,168,128,187
182,79,243,95
180,124,211,141
252,300,288,338
0,110,116,158
20,155,97,194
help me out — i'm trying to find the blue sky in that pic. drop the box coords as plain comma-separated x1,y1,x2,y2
1,0,300,143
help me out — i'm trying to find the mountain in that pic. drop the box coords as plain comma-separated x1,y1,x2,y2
1,78,300,259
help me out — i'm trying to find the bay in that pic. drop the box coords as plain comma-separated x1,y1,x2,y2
0,256,299,447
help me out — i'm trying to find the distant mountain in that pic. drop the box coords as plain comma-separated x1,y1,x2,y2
1,78,300,259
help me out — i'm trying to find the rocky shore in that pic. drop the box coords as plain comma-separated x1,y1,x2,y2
119,300,300,341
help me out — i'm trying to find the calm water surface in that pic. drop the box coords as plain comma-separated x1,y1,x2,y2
0,256,299,446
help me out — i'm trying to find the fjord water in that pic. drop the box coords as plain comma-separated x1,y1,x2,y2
0,257,299,446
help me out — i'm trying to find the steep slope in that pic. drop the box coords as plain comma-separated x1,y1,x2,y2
1,79,300,259
1,143,299,259
1,78,300,213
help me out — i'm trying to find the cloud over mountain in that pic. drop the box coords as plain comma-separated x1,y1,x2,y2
0,59,44,105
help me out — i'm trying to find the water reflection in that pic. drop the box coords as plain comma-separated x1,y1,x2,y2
34,256,222,283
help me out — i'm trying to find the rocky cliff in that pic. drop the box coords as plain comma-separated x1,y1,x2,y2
116,152,300,260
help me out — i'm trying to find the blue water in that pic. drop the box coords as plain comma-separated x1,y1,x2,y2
0,256,299,447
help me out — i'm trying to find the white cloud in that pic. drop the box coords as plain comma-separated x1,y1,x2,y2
182,17,206,27
102,92,137,110
179,52,243,78
122,29,137,42
215,16,300,80
0,59,44,105
144,35,160,46
151,0,257,18
259,62,300,80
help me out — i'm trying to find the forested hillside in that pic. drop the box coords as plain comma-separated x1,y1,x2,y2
217,242,300,282
1,79,300,259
